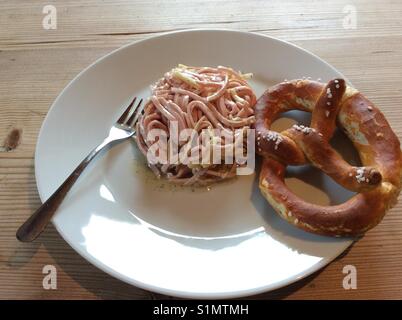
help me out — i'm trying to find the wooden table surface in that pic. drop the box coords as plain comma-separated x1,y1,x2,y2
1,0,402,300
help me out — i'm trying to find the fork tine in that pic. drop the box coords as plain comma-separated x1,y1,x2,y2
126,98,144,127
117,97,137,124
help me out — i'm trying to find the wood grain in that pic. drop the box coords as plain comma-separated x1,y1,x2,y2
1,0,402,299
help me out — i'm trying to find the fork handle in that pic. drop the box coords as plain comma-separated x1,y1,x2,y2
16,139,111,242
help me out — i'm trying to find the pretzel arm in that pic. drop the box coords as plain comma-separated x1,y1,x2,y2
259,158,388,236
284,126,382,192
256,128,306,165
254,80,324,165
310,78,346,140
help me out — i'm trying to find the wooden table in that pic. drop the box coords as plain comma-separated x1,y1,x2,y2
1,0,402,300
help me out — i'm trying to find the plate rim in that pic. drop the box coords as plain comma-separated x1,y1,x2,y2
35,28,354,299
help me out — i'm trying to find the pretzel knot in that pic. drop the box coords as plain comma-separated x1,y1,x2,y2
256,79,402,236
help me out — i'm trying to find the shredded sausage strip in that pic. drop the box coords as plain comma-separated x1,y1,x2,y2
135,65,256,185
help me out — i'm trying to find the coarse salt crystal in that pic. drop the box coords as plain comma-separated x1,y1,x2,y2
266,131,283,150
293,124,316,134
355,167,366,183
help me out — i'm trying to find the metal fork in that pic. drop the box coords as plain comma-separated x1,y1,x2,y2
16,97,144,242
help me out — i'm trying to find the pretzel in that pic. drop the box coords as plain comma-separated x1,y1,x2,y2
255,79,402,236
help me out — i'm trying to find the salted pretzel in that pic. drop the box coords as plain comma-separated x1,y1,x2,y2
255,79,402,236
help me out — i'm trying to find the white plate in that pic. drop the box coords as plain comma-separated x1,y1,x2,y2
36,29,353,299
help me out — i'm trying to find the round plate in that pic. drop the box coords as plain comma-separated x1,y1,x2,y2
36,29,353,299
